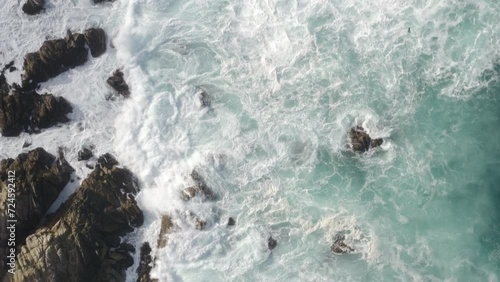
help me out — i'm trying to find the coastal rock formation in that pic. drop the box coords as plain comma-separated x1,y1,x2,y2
227,217,235,226
0,148,74,278
9,154,143,282
107,70,130,97
0,88,72,136
136,242,154,282
268,236,277,250
157,215,173,249
22,0,45,15
84,28,107,58
22,29,107,90
181,170,215,201
0,74,9,96
349,126,383,152
93,0,115,3
77,148,93,161
330,234,354,254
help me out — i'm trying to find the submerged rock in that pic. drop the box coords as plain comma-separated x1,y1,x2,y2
181,170,215,201
349,126,383,152
330,234,354,254
268,236,277,250
22,0,45,15
0,88,72,136
107,70,130,97
10,154,143,282
0,148,74,278
84,28,107,57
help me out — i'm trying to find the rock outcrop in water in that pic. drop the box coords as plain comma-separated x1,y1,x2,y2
268,236,277,250
107,70,130,97
181,170,215,201
22,0,45,15
158,215,173,249
22,29,107,90
330,234,354,254
0,80,72,136
349,126,383,152
0,148,74,278
8,154,143,282
84,28,107,57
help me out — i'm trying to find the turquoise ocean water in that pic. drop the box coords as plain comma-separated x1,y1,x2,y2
111,0,500,281
1,0,499,281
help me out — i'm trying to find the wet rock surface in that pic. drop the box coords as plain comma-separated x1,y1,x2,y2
84,28,107,58
107,70,130,97
268,236,277,250
181,170,215,201
157,215,173,249
330,234,354,254
77,148,93,161
22,29,107,90
227,217,235,226
7,154,143,282
349,126,383,152
0,148,74,278
22,0,45,15
0,86,72,136
136,242,155,282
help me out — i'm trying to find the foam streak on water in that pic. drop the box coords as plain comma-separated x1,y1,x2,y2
2,0,500,281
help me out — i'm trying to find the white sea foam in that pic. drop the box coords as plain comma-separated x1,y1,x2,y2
1,0,500,281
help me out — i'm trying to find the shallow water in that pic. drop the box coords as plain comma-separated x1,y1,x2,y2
1,0,500,281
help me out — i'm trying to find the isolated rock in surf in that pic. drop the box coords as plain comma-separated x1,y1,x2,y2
349,126,383,152
22,0,45,15
181,170,215,201
10,154,143,282
0,148,74,279
330,234,354,254
107,69,130,97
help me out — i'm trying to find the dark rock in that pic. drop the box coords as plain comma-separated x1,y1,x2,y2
107,70,130,97
157,215,173,249
268,236,277,250
136,242,153,282
0,148,74,277
10,154,143,282
77,148,93,161
22,0,45,15
0,74,9,98
21,31,91,90
195,219,206,230
180,170,215,201
0,88,72,136
22,141,31,148
330,234,354,254
227,217,235,226
349,126,383,152
84,28,107,58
